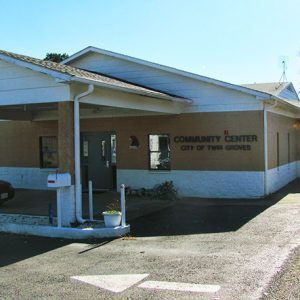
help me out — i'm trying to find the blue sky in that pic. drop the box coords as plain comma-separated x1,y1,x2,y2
1,0,300,92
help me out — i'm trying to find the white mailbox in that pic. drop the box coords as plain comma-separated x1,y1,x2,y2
47,173,71,188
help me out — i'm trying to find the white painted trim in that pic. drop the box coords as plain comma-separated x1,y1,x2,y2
80,88,185,114
268,105,298,118
72,77,192,104
0,86,71,106
32,108,167,121
184,102,264,113
31,104,263,121
117,169,265,198
271,96,300,113
0,218,130,239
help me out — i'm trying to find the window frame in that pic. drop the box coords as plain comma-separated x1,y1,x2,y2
39,136,58,169
148,133,171,171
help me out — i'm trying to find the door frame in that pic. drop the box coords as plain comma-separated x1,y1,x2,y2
81,131,117,191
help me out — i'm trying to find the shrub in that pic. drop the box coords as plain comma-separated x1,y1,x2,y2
152,181,178,200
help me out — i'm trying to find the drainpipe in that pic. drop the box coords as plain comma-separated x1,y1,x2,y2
264,99,277,196
74,84,94,223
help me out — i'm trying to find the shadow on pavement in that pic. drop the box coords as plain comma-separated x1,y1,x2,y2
1,179,299,267
0,233,114,268
130,179,300,237
0,233,67,267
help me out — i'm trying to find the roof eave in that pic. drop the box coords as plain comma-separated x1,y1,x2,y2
264,95,300,112
60,46,93,64
0,53,190,105
0,53,72,82
71,77,192,104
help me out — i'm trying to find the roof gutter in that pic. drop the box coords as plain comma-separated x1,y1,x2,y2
271,96,300,112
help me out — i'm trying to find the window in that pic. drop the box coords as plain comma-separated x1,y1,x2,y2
40,136,58,168
111,134,117,164
149,134,170,170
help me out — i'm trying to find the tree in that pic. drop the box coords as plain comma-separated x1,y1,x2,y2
44,53,69,63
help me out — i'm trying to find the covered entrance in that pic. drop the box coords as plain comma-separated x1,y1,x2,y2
0,49,189,237
82,132,117,191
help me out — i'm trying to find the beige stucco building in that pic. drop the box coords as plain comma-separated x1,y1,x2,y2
0,47,299,226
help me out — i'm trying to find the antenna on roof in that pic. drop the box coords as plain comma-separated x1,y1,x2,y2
279,59,288,83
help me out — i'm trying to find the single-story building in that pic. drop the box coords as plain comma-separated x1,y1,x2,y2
0,46,299,227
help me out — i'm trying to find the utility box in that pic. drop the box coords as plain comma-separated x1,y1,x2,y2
47,173,71,188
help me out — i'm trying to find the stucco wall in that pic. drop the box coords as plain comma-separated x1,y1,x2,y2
0,111,264,171
0,120,57,167
81,111,264,172
266,112,300,194
267,112,299,169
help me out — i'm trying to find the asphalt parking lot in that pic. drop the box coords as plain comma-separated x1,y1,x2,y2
1,180,300,299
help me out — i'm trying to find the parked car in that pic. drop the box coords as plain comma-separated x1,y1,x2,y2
0,180,15,205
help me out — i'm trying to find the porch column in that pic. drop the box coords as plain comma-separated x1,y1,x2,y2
57,101,76,226
58,102,75,176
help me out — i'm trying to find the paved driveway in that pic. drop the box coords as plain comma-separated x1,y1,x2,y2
1,180,300,299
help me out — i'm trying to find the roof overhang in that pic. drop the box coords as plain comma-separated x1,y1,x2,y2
69,77,191,104
0,53,191,106
262,95,300,115
0,53,72,82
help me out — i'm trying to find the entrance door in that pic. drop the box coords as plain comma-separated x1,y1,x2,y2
82,133,116,190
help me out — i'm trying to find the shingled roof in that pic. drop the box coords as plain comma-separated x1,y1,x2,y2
241,82,290,97
0,50,188,102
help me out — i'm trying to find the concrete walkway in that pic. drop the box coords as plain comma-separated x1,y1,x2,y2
0,180,300,299
0,189,174,222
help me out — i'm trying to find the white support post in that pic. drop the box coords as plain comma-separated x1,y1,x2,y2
120,184,126,227
57,189,62,228
88,180,93,221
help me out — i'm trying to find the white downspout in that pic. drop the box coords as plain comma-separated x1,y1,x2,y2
74,84,94,223
264,99,277,196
